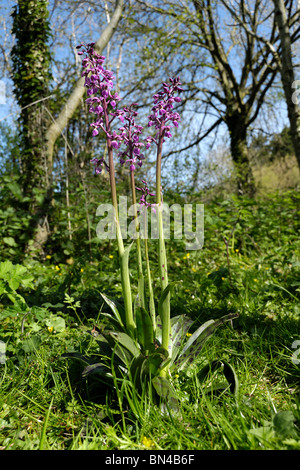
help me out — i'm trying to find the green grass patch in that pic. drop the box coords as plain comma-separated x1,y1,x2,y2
0,190,299,450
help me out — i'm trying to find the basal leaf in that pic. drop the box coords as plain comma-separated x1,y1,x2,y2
60,352,92,365
129,354,152,389
82,363,112,379
136,307,154,353
100,312,126,332
175,313,238,370
147,347,169,375
152,376,179,412
100,293,125,328
222,360,239,396
105,331,140,356
196,359,239,397
169,315,193,363
93,335,114,358
103,331,140,365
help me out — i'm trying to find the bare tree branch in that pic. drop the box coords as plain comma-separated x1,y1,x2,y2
163,117,223,158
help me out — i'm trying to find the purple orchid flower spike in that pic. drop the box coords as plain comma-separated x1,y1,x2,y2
136,179,156,212
114,104,146,171
147,77,183,145
77,42,122,171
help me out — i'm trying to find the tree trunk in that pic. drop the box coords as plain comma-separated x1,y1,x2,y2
11,0,53,255
227,113,256,196
273,0,300,171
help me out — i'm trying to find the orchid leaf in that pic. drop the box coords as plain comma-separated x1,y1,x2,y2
136,306,154,353
60,352,93,365
100,292,126,329
175,313,238,370
93,334,114,358
157,284,172,319
197,359,239,397
147,347,169,375
155,315,163,345
130,354,148,387
157,282,181,320
169,315,193,364
130,348,169,389
152,376,179,412
105,331,140,356
103,330,140,365
82,362,112,379
99,312,126,332
136,275,146,311
155,314,193,362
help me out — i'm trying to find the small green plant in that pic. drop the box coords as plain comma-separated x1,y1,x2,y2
0,260,34,308
64,293,83,325
63,43,238,410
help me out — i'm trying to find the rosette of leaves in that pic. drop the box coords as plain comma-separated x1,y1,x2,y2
62,292,239,411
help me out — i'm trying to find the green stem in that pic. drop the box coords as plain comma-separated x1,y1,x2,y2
156,125,170,358
130,169,145,309
144,210,156,330
103,101,135,336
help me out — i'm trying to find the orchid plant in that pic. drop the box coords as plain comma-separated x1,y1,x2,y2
63,43,238,409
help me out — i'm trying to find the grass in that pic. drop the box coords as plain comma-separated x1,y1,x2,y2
0,317,299,449
0,189,300,450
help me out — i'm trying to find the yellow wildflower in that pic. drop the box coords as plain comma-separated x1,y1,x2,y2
55,265,60,271
48,326,54,333
186,332,192,337
109,255,114,259
80,268,84,272
192,267,196,272
141,436,155,448
46,255,51,260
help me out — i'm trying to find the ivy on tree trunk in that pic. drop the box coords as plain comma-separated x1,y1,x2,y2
11,0,53,254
